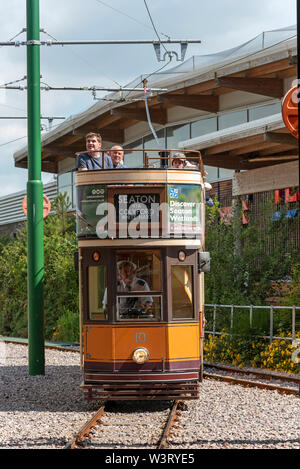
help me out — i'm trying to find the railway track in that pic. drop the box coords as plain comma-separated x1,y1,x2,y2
203,362,300,396
64,400,182,450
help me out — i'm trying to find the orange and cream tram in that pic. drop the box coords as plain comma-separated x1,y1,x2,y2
76,149,210,401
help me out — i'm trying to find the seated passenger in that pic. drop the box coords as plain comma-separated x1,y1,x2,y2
76,132,113,170
203,172,214,206
109,145,126,168
172,152,197,169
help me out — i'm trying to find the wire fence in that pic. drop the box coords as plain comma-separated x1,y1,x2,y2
204,304,300,344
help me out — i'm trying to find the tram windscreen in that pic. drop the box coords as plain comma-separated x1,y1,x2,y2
117,295,162,320
88,266,107,320
171,265,194,318
116,249,162,321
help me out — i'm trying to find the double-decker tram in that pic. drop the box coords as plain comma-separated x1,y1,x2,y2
76,149,210,401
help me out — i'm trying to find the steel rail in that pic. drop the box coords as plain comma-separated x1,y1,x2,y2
156,400,181,449
204,362,300,385
203,372,299,395
64,405,106,449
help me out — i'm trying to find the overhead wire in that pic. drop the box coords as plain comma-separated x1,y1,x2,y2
143,0,169,55
40,29,123,89
94,0,170,40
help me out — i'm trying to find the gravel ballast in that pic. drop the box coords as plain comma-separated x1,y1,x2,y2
0,342,299,449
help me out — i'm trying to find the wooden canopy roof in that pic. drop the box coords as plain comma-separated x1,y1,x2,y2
14,36,297,173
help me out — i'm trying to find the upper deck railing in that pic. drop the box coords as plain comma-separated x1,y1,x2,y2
75,148,204,174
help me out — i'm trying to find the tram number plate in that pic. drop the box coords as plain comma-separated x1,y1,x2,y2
114,193,160,223
136,332,146,344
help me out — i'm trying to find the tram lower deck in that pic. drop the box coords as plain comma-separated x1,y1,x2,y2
76,153,208,401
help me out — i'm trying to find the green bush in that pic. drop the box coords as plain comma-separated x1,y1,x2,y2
0,194,78,341
52,308,80,342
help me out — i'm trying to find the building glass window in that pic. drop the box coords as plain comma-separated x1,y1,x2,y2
58,172,72,189
248,102,281,121
72,183,77,209
219,168,234,180
143,129,165,167
191,117,217,138
204,165,218,182
58,171,74,207
218,110,247,130
88,265,107,320
171,265,194,319
166,124,190,149
124,139,143,167
115,249,162,320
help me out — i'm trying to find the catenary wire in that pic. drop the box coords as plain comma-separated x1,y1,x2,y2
143,0,169,55
94,0,170,40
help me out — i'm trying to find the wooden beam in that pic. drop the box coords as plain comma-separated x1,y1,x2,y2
204,135,264,156
157,94,219,113
258,145,298,156
229,141,279,157
264,132,298,147
72,127,124,142
111,107,167,125
216,76,283,98
247,155,298,163
43,147,77,159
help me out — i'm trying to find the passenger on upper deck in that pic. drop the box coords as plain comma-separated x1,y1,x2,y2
109,145,126,168
172,152,197,169
76,132,113,170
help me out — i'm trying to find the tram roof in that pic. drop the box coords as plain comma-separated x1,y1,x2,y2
13,25,297,173
178,113,298,170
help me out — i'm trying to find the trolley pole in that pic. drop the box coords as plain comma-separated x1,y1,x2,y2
26,0,45,375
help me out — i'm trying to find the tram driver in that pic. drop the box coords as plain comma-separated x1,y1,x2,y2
101,260,153,318
117,260,153,318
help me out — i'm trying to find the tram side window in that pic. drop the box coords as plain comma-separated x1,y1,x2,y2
88,266,107,320
116,250,162,320
171,265,194,319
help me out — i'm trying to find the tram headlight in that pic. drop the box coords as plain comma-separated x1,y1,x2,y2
132,347,149,364
92,251,100,262
178,250,186,261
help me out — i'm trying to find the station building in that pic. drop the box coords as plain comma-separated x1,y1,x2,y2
1,25,298,239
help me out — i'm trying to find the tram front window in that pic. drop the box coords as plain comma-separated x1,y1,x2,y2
117,295,162,320
116,249,162,320
88,266,107,320
171,265,194,319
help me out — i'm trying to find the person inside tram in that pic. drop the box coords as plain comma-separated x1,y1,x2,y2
117,260,153,317
203,170,214,206
101,260,153,318
76,132,113,170
109,145,127,168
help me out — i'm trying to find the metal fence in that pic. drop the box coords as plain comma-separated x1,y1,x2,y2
204,304,300,344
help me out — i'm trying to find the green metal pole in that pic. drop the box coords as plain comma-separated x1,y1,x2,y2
26,0,45,375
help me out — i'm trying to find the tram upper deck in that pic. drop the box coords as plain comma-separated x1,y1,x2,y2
75,149,205,244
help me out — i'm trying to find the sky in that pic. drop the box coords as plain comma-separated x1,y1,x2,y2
0,0,297,197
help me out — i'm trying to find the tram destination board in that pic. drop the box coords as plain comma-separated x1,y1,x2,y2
114,193,160,223
76,183,202,239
